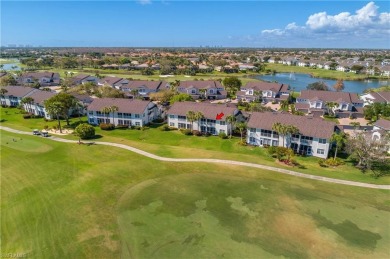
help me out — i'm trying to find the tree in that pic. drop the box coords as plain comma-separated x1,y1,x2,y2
307,81,329,91
46,93,78,126
0,74,17,86
346,132,389,171
101,106,111,124
20,97,35,113
325,101,338,116
236,122,247,142
280,100,289,111
226,114,236,138
222,76,242,97
194,111,204,131
333,79,345,92
0,88,8,97
272,122,287,147
44,100,64,133
330,132,347,160
186,111,196,130
109,105,119,125
169,93,193,104
74,123,95,140
130,89,139,99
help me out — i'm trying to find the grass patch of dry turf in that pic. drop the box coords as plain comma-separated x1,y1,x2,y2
1,130,390,258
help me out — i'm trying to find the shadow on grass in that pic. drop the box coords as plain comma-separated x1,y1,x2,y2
371,161,390,178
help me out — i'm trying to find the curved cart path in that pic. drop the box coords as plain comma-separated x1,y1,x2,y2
1,125,389,190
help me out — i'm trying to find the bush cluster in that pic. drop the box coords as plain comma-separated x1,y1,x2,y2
219,132,228,139
159,125,171,131
192,130,202,136
115,124,129,129
180,129,193,135
74,123,95,139
99,123,115,130
318,158,345,167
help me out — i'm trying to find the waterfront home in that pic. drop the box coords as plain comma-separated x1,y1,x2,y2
177,81,227,100
360,91,390,106
87,98,160,127
0,85,36,107
19,72,60,86
167,101,242,135
372,119,390,153
23,90,57,118
247,112,336,158
70,74,98,85
237,81,290,103
296,90,363,118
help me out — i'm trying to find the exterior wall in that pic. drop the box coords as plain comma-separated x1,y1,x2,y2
23,103,51,119
1,96,21,107
246,128,331,159
87,103,159,127
167,115,232,135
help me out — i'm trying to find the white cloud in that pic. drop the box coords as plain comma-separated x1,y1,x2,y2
137,0,152,5
261,2,390,39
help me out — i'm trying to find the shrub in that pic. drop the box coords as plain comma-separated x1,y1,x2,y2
192,130,202,136
181,129,193,135
99,123,115,130
116,124,129,129
141,126,149,131
131,126,141,130
159,124,170,131
74,123,95,139
324,158,345,167
219,132,228,139
318,159,328,167
43,125,49,130
267,146,278,157
153,117,164,123
23,114,32,119
238,140,247,146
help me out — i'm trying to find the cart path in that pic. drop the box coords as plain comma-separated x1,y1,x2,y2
1,125,389,190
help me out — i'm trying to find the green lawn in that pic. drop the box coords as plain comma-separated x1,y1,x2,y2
1,130,389,258
1,107,389,184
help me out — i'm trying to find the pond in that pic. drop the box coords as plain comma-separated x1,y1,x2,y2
256,73,390,94
1,62,21,71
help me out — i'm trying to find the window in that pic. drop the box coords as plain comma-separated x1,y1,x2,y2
220,121,226,125
249,137,256,143
169,114,174,118
118,120,123,125
220,129,225,134
123,113,131,118
208,119,216,124
261,129,272,138
117,112,123,117
178,123,186,129
249,128,256,133
272,140,279,146
262,138,271,145
88,111,93,115
191,90,196,94
135,114,140,118
319,138,326,144
135,122,141,126
178,115,186,120
96,111,102,116
169,122,174,126
317,149,325,155
209,89,214,94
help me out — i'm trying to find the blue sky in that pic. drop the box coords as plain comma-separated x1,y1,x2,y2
1,1,389,48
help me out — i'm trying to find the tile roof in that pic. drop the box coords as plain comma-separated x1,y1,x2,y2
1,86,36,98
248,112,336,139
22,72,59,79
87,98,151,114
28,90,57,105
100,76,124,86
168,101,238,120
375,119,390,131
299,90,362,104
126,80,167,91
242,81,289,92
179,80,223,89
377,92,390,102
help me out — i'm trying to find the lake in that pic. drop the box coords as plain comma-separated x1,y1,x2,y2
1,62,21,71
256,73,390,94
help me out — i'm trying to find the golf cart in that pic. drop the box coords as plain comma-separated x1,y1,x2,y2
33,129,41,135
41,130,49,137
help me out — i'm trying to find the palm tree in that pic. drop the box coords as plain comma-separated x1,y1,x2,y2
236,122,247,142
21,96,35,113
109,105,119,125
44,101,64,133
285,125,299,148
130,89,139,99
325,102,338,116
194,111,204,131
101,106,111,124
226,114,237,138
272,122,284,146
186,110,196,130
330,132,347,160
0,88,8,97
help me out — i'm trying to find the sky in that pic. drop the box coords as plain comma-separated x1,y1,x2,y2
1,0,389,48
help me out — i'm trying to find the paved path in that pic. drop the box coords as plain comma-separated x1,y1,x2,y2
1,125,390,190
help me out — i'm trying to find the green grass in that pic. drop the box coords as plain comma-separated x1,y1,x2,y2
266,63,384,80
1,107,389,184
1,131,389,258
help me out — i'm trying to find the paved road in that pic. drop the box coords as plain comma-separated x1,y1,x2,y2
1,125,390,190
